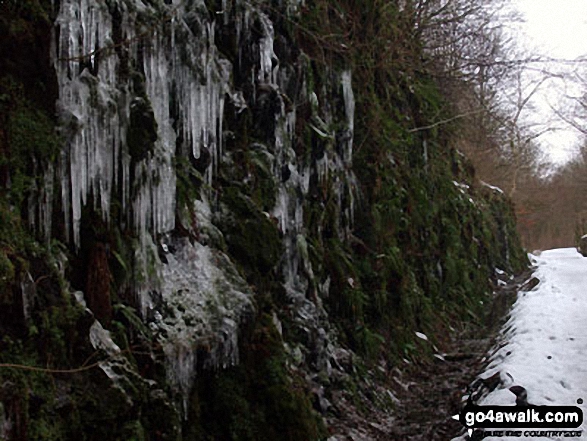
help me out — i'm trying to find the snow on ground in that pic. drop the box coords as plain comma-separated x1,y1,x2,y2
467,248,587,440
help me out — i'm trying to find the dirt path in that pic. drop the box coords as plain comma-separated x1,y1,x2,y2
324,271,535,441
381,271,535,440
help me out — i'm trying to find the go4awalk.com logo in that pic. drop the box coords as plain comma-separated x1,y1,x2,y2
452,401,584,438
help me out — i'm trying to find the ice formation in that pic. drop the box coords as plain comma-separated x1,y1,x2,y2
45,0,358,415
53,0,123,245
51,0,233,246
156,237,254,412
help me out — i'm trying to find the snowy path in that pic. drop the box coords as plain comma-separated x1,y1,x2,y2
475,248,587,440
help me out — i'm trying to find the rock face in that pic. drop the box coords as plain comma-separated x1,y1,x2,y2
579,235,587,256
0,0,528,439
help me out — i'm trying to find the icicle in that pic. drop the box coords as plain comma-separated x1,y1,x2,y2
163,342,196,415
20,272,36,321
341,70,355,162
53,0,126,247
257,12,277,85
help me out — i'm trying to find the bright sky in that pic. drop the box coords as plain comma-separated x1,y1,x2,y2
511,0,587,164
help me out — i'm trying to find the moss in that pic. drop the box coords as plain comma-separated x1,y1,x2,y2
174,156,204,233
0,250,15,301
7,100,59,163
1,86,61,207
247,146,277,211
218,187,282,281
0,1,530,438
189,314,326,441
127,97,158,163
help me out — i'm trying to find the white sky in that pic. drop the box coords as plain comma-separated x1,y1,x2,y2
511,0,587,164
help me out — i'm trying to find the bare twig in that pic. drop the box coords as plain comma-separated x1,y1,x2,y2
408,108,485,132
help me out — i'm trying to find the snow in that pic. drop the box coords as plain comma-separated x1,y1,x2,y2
467,248,587,440
415,332,429,341
453,181,471,190
89,321,121,355
452,180,476,206
481,180,505,194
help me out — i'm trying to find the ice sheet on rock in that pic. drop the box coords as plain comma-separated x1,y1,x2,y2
265,62,359,378
89,319,151,405
153,237,254,413
341,70,355,156
271,109,309,300
132,232,162,318
191,196,225,246
311,71,358,237
90,321,121,356
270,117,332,369
257,11,278,85
28,162,55,242
19,272,36,321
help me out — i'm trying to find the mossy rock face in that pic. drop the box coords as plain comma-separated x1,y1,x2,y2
218,187,282,280
247,145,277,211
0,0,57,115
0,0,59,204
7,101,60,164
128,97,158,164
188,314,326,441
0,1,531,439
1,89,61,207
0,251,15,303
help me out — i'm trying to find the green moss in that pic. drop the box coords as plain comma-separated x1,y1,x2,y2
7,101,59,162
294,0,528,360
219,187,282,281
189,314,326,441
2,90,61,207
0,250,15,300
247,146,277,211
175,156,204,213
128,96,158,163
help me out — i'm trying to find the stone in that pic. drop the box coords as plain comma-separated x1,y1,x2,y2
579,235,587,257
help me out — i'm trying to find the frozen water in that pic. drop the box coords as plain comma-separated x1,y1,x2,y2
470,249,587,440
50,0,234,246
45,0,361,420
154,236,254,413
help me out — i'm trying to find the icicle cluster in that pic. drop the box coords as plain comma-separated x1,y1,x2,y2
314,70,358,237
51,0,233,246
48,0,249,411
46,0,357,416
53,0,124,245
